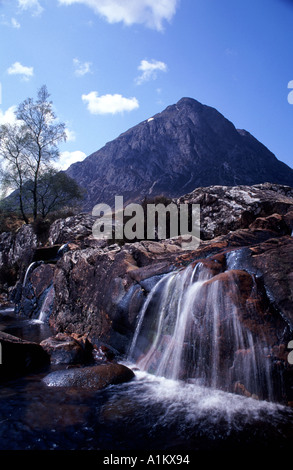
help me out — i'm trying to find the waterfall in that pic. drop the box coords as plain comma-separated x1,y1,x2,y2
22,261,42,288
37,284,55,323
129,261,274,401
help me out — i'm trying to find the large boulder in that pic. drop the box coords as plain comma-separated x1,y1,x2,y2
42,363,135,390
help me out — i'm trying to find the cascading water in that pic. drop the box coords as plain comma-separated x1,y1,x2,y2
129,261,274,401
22,261,43,288
37,284,55,323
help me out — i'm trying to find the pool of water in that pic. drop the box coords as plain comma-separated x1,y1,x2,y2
0,309,293,452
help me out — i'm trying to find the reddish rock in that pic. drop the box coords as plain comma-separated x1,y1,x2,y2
249,236,293,325
249,213,290,234
50,242,185,352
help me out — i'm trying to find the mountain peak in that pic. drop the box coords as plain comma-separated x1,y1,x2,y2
66,98,293,211
176,96,202,107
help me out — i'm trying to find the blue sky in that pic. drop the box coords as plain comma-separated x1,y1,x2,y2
0,0,293,171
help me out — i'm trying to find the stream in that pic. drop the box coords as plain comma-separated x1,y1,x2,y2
0,308,293,453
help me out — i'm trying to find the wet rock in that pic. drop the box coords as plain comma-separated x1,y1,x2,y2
40,332,93,365
202,269,284,343
10,183,292,404
249,236,293,326
30,263,55,299
0,225,37,293
0,331,50,382
234,381,257,399
16,262,55,319
42,363,135,390
92,344,116,362
50,241,185,353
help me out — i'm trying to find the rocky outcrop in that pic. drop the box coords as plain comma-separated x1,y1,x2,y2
0,331,50,382
2,183,293,403
66,97,293,210
48,213,97,245
47,184,293,353
46,182,293,245
47,200,293,403
177,182,293,240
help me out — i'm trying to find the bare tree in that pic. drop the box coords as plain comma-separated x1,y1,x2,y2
0,86,68,222
0,123,30,223
16,85,67,220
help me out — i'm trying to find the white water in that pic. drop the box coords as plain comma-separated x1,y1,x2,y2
22,262,39,288
37,284,55,323
129,262,274,401
100,364,289,448
128,367,284,422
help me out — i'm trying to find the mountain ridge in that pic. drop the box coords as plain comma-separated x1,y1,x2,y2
66,97,293,211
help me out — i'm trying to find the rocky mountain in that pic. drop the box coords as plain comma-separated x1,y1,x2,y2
66,97,293,211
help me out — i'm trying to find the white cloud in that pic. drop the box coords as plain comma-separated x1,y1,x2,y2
136,59,167,85
0,106,18,126
1,16,21,28
58,0,179,31
82,91,139,115
65,128,76,142
288,80,293,105
73,58,92,77
55,150,87,170
11,17,21,28
7,62,34,81
17,0,44,16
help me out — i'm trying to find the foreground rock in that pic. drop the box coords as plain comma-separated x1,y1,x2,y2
40,333,93,365
0,331,50,382
43,363,135,390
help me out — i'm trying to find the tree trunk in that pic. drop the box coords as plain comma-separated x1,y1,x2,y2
19,191,29,224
